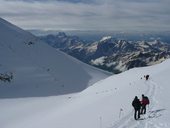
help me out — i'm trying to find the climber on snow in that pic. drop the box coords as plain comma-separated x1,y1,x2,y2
132,96,141,120
140,94,150,114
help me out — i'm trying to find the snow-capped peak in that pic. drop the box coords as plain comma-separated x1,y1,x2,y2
100,36,112,42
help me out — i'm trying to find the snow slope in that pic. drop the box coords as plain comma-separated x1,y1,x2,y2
0,17,110,98
1,58,170,128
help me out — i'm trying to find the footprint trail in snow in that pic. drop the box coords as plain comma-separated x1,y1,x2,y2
110,79,158,128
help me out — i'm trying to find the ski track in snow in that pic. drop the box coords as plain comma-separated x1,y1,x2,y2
110,78,158,128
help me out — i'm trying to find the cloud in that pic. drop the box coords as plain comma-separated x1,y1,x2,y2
0,0,169,31
6,0,97,4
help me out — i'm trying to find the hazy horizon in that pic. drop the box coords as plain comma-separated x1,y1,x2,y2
0,0,170,31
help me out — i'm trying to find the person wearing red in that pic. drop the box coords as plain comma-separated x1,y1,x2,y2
141,94,150,114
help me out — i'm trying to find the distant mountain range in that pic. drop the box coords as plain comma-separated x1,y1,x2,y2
29,29,170,43
40,32,170,73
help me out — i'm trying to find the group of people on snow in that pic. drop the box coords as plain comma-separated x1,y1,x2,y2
144,75,150,81
132,94,150,120
141,74,150,81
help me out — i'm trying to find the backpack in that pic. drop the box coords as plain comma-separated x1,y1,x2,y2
145,96,150,105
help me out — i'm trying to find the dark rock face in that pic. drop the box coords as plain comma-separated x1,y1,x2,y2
40,33,170,73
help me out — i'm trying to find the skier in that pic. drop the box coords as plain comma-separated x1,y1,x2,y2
141,94,150,114
132,96,141,120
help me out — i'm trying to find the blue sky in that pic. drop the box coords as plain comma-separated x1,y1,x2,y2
0,0,170,31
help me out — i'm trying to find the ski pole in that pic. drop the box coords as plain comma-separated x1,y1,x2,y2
99,116,102,128
119,108,123,119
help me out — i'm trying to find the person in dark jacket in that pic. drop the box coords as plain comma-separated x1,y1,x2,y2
141,94,150,114
145,75,149,80
132,96,141,120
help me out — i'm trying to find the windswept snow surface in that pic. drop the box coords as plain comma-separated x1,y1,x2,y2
1,58,170,128
0,17,110,98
